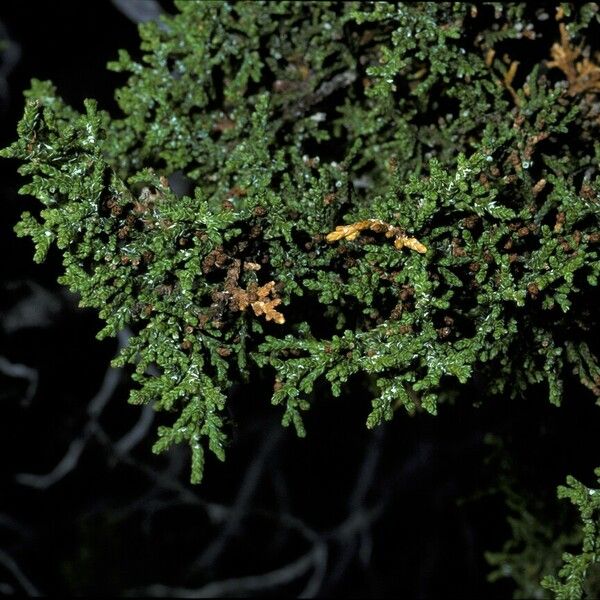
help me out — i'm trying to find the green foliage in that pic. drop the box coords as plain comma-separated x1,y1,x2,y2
484,435,585,599
541,469,600,599
486,488,581,600
3,3,600,591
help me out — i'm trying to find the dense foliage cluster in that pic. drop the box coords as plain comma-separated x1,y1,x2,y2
3,2,600,594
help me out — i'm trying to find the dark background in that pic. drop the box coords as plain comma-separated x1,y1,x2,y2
1,2,598,597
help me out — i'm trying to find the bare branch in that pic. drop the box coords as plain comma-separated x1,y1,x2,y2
0,356,38,406
0,549,42,597
110,0,162,24
15,331,129,488
192,425,283,570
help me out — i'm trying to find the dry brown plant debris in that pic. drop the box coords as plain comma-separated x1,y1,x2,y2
325,219,427,254
547,23,600,96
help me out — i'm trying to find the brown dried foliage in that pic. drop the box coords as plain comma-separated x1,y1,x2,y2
214,259,285,325
547,23,600,96
325,219,427,254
